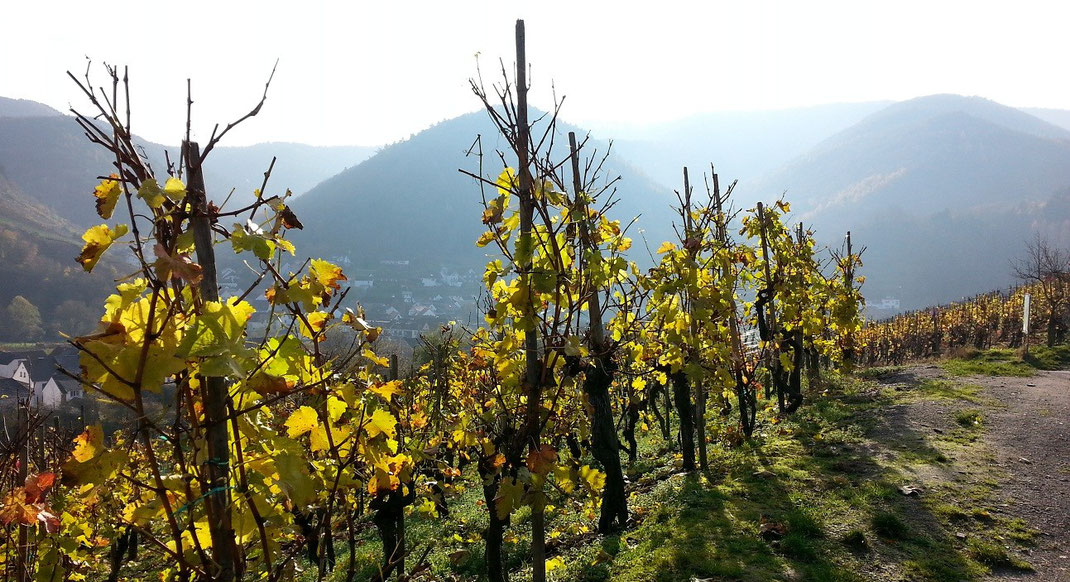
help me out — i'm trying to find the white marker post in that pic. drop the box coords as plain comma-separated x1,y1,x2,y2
1023,293,1031,355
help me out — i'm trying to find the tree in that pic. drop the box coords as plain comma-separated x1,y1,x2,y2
1012,234,1069,347
4,295,44,341
50,299,95,337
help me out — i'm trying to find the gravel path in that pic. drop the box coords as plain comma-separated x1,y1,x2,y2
874,366,1070,581
972,370,1070,581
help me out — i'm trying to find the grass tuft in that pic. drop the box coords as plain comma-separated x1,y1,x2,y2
966,539,1034,571
954,409,983,427
872,512,910,540
944,348,1034,377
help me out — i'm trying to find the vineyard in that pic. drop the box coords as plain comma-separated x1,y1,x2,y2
860,279,1068,366
0,21,1065,582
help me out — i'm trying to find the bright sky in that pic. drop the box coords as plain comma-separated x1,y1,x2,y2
2,0,1068,146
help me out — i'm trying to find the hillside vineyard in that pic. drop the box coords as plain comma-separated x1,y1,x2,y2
0,17,1065,582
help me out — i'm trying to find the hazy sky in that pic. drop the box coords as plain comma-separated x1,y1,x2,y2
2,0,1068,146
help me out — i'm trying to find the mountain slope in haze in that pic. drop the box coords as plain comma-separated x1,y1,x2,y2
0,103,376,228
0,169,81,240
755,95,1070,310
0,167,125,340
206,143,376,200
606,101,891,191
0,97,62,118
1024,107,1070,134
291,111,679,272
759,94,1070,227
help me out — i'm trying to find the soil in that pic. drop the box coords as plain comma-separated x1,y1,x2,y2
974,370,1070,581
873,365,1070,581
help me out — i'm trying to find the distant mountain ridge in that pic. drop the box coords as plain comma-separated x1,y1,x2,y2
753,95,1070,309
0,98,377,229
607,101,892,190
291,110,679,271
4,93,1070,317
0,97,62,118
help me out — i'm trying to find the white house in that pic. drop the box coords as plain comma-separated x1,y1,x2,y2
877,297,901,310
33,378,65,408
0,360,30,385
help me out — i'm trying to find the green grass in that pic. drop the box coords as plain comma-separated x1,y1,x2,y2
943,348,1035,377
871,512,909,540
954,409,983,428
856,366,904,380
915,379,983,402
966,539,1034,571
1023,344,1070,370
289,371,1041,582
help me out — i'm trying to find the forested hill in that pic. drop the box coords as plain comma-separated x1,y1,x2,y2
752,95,1070,310
290,110,679,270
0,96,62,118
608,100,891,190
0,100,377,229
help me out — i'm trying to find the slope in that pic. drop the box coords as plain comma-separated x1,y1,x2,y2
607,101,891,190
0,96,62,118
291,111,680,272
754,95,1070,310
0,109,376,229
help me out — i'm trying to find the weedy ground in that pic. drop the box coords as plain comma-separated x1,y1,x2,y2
298,347,1069,581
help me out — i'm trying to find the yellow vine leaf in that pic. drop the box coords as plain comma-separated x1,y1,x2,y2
368,380,402,401
579,465,606,494
496,167,517,197
137,178,166,209
71,425,103,463
327,396,347,423
285,406,319,439
300,311,330,340
363,349,389,368
76,224,128,272
363,409,397,440
656,241,676,254
494,476,524,520
93,176,121,219
163,177,186,201
310,259,346,291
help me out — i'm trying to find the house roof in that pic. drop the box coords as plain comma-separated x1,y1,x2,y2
0,377,27,397
23,356,60,383
52,354,80,375
56,379,84,397
0,350,46,366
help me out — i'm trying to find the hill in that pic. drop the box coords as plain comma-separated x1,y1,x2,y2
0,97,61,118
204,142,377,200
1023,107,1070,133
291,111,679,272
606,101,891,190
0,108,376,229
754,95,1070,310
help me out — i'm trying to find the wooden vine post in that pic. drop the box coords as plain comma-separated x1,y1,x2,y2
843,231,856,369
756,201,780,406
684,168,708,470
712,168,755,436
568,131,628,532
184,140,239,582
16,404,28,582
513,19,546,582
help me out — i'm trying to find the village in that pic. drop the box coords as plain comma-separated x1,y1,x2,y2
0,346,84,411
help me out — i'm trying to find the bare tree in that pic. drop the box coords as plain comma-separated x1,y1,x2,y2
1012,234,1069,347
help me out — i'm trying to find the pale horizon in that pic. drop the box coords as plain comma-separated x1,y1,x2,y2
3,0,1069,147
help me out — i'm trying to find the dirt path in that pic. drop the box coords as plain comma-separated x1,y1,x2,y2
972,370,1070,581
873,365,1070,581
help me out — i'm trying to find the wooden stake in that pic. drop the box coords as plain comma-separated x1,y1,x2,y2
185,140,239,582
